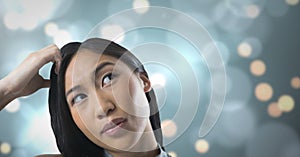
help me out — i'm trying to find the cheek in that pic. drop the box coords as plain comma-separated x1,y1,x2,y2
127,78,150,117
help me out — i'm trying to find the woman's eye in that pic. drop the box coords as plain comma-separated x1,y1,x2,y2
72,94,87,104
102,73,113,87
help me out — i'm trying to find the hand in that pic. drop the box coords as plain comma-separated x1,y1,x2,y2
0,44,61,110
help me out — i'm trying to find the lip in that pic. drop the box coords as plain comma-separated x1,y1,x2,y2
101,117,127,136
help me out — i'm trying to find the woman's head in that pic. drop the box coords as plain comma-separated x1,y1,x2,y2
49,38,162,156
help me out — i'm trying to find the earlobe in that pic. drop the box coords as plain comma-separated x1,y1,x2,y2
139,73,152,92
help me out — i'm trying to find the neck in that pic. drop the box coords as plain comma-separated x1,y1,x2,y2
107,122,160,157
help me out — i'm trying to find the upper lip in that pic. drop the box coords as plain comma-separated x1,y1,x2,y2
101,117,127,134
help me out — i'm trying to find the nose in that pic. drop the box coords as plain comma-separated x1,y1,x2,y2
92,91,116,119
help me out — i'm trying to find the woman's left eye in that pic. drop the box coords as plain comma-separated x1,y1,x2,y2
102,73,113,87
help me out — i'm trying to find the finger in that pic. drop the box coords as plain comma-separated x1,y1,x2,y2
42,79,51,88
52,46,62,74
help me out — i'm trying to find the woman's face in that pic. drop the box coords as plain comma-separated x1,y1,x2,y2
64,49,153,151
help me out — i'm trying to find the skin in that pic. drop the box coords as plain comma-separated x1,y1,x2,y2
0,44,61,110
64,49,159,157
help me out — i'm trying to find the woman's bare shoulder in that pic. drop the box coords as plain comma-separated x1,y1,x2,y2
35,154,62,157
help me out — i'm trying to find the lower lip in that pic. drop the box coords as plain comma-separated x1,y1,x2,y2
103,121,126,136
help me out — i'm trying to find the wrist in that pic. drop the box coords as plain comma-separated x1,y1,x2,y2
0,77,18,99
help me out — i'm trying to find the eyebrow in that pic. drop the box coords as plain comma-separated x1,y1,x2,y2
65,62,114,97
94,62,114,78
66,85,81,97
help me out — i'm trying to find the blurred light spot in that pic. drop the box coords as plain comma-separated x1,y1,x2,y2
195,139,209,154
238,42,252,58
167,151,177,157
133,0,150,14
291,76,300,89
100,24,125,43
268,102,282,118
53,30,72,48
255,83,273,102
20,12,39,31
150,73,166,87
5,99,20,113
278,95,295,112
3,12,21,30
0,142,11,154
27,110,60,153
44,22,59,37
286,0,299,6
250,60,266,76
161,119,177,138
213,1,253,33
245,4,260,18
3,0,57,31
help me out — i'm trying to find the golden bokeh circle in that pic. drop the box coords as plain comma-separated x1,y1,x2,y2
238,42,252,58
250,60,266,76
0,142,11,155
255,83,273,102
291,76,300,89
267,102,282,118
161,119,177,138
195,139,210,154
278,95,295,112
286,0,299,6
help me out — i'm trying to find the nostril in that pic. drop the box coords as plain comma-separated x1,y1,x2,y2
97,115,105,119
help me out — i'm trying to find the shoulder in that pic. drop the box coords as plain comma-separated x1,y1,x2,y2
35,154,62,157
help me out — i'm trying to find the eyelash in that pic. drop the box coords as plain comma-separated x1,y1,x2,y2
71,94,87,105
101,72,116,87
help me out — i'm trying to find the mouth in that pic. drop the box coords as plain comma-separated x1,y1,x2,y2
101,117,127,136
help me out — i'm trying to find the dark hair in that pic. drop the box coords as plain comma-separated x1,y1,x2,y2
49,38,163,156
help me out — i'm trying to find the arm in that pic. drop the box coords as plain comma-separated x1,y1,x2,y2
0,44,61,110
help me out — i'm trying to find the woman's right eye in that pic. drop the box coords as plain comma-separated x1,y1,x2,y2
71,94,87,105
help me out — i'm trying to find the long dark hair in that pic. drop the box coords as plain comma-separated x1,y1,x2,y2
48,38,163,156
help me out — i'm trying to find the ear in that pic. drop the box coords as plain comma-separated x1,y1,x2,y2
139,73,152,92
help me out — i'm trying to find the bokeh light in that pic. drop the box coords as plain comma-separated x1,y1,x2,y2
133,0,150,14
0,142,11,155
286,0,299,6
161,119,177,138
3,12,21,30
278,95,295,112
255,83,273,102
291,76,300,89
250,60,266,76
100,24,125,43
195,139,209,154
53,30,72,48
238,42,252,58
267,102,282,118
44,22,59,37
245,4,260,19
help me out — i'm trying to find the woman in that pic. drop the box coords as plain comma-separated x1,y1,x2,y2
1,38,169,157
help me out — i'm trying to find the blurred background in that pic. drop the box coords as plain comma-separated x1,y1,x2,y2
0,0,300,156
